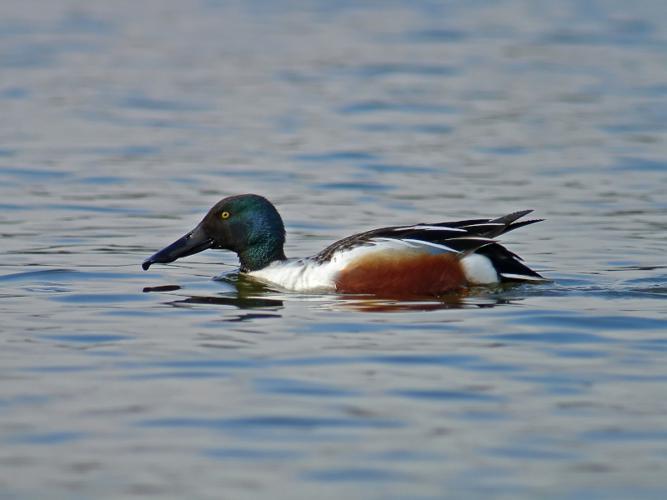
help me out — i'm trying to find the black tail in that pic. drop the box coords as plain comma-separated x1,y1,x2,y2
476,243,546,283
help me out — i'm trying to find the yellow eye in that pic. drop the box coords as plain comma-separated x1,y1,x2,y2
221,211,230,219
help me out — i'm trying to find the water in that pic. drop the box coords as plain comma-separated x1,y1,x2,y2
1,1,666,498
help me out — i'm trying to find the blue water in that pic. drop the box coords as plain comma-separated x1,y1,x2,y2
1,1,667,499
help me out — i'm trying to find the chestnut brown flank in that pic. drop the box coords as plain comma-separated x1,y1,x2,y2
335,251,467,296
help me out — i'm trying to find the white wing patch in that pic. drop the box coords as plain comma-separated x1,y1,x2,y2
462,223,504,228
447,237,495,243
401,239,459,253
392,225,467,232
372,237,419,248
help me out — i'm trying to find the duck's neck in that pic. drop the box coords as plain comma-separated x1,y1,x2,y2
238,242,287,272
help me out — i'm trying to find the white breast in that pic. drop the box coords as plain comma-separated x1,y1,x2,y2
247,258,338,292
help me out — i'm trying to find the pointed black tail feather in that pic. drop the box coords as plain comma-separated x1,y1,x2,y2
478,210,542,238
504,218,544,234
476,243,546,282
488,210,542,233
490,209,534,225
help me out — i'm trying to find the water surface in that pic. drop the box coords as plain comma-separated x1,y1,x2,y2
1,1,666,499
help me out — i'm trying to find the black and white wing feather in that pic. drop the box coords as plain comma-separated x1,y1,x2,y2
315,210,540,259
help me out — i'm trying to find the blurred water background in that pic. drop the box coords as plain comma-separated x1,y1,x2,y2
1,1,667,498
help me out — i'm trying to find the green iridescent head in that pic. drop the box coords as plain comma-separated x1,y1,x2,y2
143,194,287,272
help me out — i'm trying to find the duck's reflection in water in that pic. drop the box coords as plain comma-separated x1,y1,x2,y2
174,294,284,310
143,273,519,315
142,285,181,293
330,289,513,312
143,273,284,313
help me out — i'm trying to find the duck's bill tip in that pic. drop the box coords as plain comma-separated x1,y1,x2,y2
141,254,173,271
141,225,215,272
141,251,178,271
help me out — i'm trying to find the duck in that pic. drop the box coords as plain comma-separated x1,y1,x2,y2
142,194,546,296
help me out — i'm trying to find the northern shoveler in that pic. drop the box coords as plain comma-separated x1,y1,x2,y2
142,194,546,295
